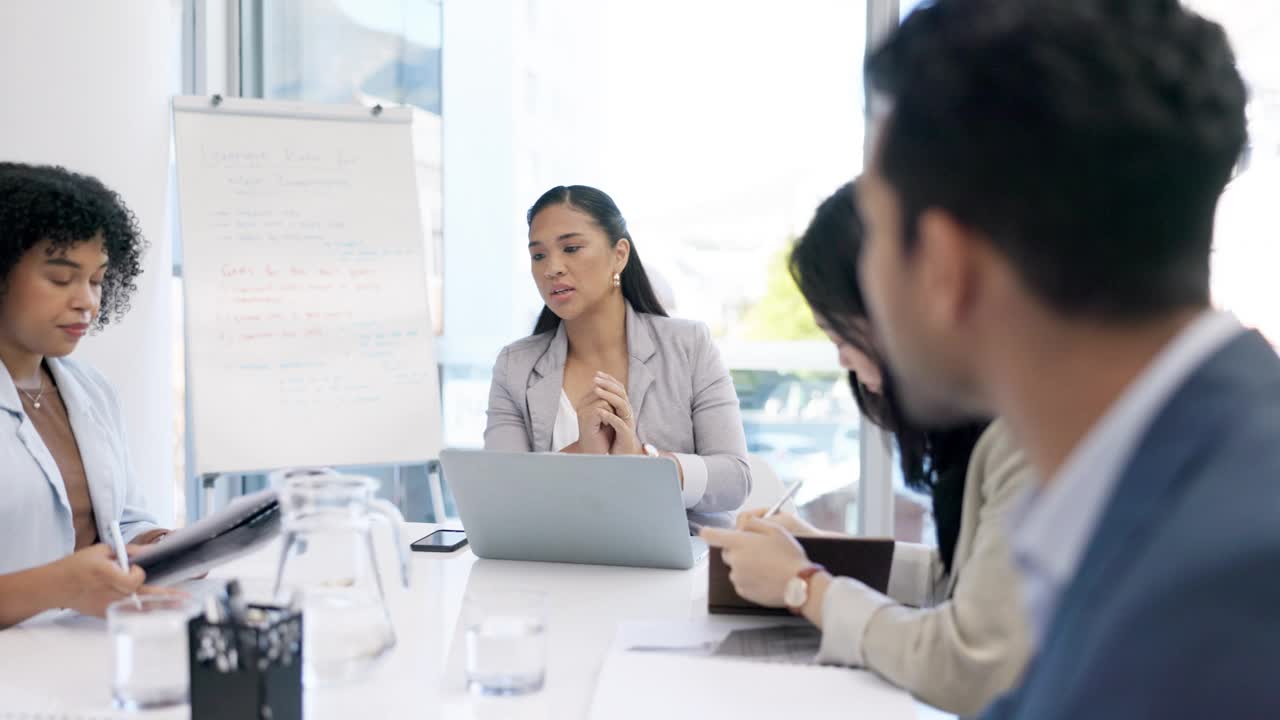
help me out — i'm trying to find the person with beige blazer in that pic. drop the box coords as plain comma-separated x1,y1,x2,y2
704,182,1033,716
484,185,751,529
761,420,1034,716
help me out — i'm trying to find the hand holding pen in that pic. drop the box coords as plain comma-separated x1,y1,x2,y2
43,543,147,618
109,522,143,609
734,481,842,539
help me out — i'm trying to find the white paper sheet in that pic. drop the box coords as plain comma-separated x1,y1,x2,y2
591,619,916,719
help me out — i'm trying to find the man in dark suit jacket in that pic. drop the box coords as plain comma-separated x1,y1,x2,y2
846,0,1280,717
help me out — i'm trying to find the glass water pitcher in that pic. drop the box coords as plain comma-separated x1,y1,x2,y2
271,473,411,686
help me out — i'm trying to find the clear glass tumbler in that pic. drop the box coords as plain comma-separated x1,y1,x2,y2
108,595,196,710
464,590,548,696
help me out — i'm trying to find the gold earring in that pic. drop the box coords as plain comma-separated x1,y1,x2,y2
612,272,621,288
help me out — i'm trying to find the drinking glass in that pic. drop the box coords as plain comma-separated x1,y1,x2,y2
109,595,197,710
464,590,548,696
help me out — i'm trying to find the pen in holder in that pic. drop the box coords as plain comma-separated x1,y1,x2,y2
189,596,303,720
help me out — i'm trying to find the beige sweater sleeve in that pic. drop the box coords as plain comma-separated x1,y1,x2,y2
883,541,947,608
815,422,1034,717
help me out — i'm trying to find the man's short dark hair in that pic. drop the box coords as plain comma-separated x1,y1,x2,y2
866,0,1248,320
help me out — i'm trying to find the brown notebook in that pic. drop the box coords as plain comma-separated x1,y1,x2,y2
708,536,896,615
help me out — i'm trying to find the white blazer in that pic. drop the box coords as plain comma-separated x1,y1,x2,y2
0,357,159,575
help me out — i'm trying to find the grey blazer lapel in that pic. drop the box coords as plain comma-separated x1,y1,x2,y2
527,324,568,452
626,304,657,428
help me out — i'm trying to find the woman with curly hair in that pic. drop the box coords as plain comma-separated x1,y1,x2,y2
0,162,174,628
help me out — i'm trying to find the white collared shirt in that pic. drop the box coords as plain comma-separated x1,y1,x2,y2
1010,310,1244,642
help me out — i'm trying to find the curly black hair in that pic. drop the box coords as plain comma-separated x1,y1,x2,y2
0,162,147,329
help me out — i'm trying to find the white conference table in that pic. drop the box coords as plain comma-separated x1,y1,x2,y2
0,522,943,719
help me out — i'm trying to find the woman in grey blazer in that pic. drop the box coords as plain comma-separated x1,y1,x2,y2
484,185,751,528
0,163,171,627
704,182,1034,716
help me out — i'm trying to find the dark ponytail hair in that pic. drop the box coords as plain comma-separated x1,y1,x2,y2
789,180,989,574
527,185,668,335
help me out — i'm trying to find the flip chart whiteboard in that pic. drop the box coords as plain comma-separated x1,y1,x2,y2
173,96,441,474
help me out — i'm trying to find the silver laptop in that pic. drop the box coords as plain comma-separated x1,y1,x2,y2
440,449,708,570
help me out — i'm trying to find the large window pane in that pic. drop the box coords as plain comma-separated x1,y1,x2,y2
594,0,869,533
735,369,862,532
593,1,866,342
256,1,441,111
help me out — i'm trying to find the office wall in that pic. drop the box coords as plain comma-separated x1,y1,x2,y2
0,1,181,524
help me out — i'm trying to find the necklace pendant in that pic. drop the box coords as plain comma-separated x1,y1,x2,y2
33,401,40,409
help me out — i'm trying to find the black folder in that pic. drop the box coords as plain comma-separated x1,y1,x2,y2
708,536,896,615
132,490,282,585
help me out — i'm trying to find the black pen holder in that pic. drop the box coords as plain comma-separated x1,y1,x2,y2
189,604,304,720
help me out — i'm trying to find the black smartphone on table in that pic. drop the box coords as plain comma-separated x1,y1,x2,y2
410,529,468,553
